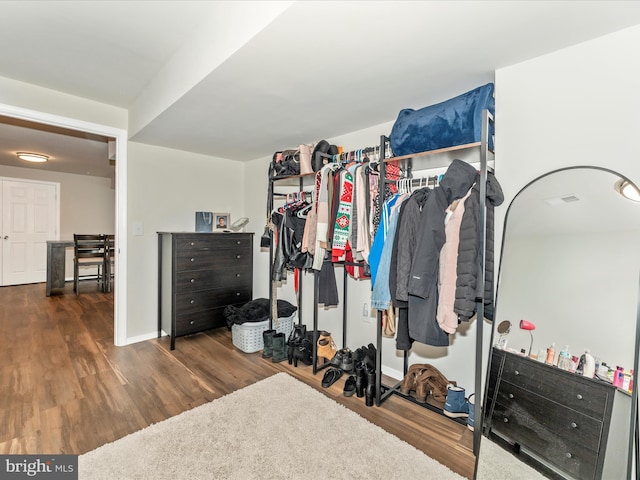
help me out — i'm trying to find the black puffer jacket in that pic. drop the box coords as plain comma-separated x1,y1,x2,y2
407,159,479,346
454,171,504,322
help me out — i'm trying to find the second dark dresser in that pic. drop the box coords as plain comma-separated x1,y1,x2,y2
158,232,253,349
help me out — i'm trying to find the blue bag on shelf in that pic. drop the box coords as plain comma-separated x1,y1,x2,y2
389,83,494,157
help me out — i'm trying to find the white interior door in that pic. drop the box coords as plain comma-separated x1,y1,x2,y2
1,179,59,286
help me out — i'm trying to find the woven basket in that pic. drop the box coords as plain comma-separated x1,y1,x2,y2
231,312,296,353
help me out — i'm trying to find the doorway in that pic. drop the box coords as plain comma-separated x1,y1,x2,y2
1,178,59,285
0,102,128,346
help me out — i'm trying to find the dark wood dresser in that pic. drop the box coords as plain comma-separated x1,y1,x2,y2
157,232,253,349
485,347,615,479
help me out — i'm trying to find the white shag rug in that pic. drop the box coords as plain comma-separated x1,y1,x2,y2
79,373,466,479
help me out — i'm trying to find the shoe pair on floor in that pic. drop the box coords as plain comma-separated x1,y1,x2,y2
443,385,475,431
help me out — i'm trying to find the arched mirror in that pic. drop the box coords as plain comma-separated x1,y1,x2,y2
477,167,640,479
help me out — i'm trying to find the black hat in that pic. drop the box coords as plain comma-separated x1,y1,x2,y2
311,140,339,172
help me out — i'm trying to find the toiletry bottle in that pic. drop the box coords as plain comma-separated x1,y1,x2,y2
545,342,556,365
629,370,634,393
582,350,595,378
557,345,571,371
576,352,586,375
613,366,623,387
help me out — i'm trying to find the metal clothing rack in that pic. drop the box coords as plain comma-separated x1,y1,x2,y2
373,109,494,456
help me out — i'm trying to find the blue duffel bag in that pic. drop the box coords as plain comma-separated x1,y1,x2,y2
390,83,494,157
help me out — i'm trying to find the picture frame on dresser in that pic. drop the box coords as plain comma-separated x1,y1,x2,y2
214,212,230,230
478,167,640,480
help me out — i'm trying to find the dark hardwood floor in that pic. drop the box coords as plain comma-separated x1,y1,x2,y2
0,283,475,478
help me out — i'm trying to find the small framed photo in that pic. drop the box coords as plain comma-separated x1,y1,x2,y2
214,212,230,230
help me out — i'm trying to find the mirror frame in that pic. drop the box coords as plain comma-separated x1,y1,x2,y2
481,165,640,479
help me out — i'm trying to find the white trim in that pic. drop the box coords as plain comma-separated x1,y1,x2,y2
126,331,161,345
0,102,128,346
381,365,403,382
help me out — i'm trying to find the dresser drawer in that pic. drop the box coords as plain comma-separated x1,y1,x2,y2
175,287,252,314
495,381,603,451
175,266,252,292
176,235,252,251
492,401,598,479
501,354,610,419
176,248,251,271
175,307,228,336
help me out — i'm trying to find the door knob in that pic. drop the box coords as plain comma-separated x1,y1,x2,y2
3,236,8,240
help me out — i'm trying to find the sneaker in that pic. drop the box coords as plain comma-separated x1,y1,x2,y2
467,394,475,431
443,385,469,418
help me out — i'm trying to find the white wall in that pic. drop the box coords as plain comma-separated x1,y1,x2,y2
126,142,246,340
494,24,640,361
0,164,115,279
498,230,640,368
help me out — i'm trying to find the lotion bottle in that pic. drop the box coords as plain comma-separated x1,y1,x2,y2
582,350,595,378
545,342,556,365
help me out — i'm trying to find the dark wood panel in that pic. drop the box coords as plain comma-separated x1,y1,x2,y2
492,401,598,479
494,381,603,451
175,288,251,314
175,267,252,292
175,307,229,335
500,352,611,418
175,248,251,272
175,234,252,251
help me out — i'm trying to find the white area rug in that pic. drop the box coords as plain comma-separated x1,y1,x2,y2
79,373,465,479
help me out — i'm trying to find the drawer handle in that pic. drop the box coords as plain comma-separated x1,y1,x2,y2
565,452,572,459
190,278,195,283
189,320,194,325
514,370,520,375
571,422,577,429
503,418,509,423
190,258,195,262
576,394,583,400
190,299,195,304
235,273,241,277
508,393,514,399
190,242,194,246
236,241,241,245
236,255,241,259
236,292,241,296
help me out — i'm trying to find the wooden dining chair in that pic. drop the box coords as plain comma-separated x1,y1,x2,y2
73,234,105,295
104,234,115,293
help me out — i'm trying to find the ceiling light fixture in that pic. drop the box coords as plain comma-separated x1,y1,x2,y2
17,152,49,163
614,179,640,202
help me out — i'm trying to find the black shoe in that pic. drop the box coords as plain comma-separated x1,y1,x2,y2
343,375,357,397
321,367,343,388
355,362,368,398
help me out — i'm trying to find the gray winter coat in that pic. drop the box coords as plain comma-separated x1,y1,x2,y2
454,171,504,322
407,159,479,346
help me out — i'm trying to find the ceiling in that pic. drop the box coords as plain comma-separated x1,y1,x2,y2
1,1,640,179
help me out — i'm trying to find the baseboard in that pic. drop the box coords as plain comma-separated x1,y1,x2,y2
125,331,162,345
381,365,403,381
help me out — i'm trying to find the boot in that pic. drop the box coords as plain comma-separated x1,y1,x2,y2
289,324,307,344
287,324,307,365
399,364,429,395
339,349,354,373
414,369,432,403
293,339,313,367
262,329,276,358
355,362,367,398
365,368,376,407
271,333,288,363
443,385,469,418
317,331,337,362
